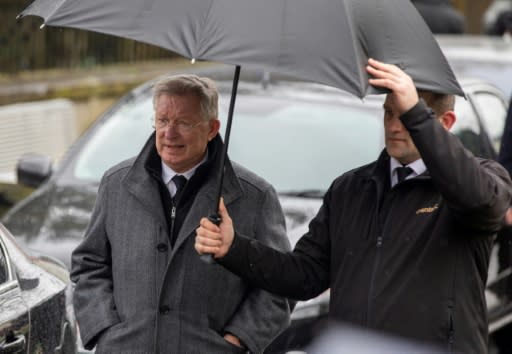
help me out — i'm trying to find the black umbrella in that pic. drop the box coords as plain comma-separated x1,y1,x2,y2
18,0,463,97
18,0,464,261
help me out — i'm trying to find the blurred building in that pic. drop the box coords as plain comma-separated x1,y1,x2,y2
0,0,175,73
453,0,494,33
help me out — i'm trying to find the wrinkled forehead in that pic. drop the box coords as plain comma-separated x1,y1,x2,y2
154,94,201,114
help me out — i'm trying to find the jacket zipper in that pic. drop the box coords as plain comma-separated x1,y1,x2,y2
366,233,383,325
367,183,398,326
448,305,454,353
170,205,176,243
366,180,384,325
154,205,176,354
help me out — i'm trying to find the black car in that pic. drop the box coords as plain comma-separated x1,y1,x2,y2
2,67,511,351
0,222,77,353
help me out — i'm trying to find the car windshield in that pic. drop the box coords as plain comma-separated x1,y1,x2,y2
225,94,383,193
73,93,154,181
70,84,384,193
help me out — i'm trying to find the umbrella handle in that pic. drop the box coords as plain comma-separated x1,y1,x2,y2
199,214,221,264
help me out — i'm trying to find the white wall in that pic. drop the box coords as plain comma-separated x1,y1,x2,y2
0,99,78,182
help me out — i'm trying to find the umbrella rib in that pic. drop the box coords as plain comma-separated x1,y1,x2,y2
343,0,368,98
195,0,216,58
27,0,67,25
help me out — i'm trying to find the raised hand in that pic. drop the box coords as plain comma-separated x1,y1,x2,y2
366,58,419,114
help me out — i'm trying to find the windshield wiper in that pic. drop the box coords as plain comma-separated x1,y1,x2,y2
279,189,325,198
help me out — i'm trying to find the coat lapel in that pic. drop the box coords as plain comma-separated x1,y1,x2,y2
171,161,243,254
123,136,168,231
124,171,167,229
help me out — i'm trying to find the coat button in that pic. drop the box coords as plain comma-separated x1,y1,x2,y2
157,243,168,252
159,305,170,314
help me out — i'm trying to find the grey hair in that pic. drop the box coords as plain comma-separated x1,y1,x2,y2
152,74,219,121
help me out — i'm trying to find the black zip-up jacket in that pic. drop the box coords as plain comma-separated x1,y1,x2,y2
220,100,512,353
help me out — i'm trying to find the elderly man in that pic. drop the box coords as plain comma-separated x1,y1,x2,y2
196,59,512,354
71,74,291,353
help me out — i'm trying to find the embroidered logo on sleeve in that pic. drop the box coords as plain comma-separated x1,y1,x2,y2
416,203,439,215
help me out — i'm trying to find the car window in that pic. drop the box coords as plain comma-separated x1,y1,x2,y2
452,96,489,158
470,92,507,154
450,61,512,99
73,95,154,181
222,96,384,193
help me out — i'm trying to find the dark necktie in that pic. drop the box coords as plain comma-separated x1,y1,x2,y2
395,166,413,184
172,175,187,203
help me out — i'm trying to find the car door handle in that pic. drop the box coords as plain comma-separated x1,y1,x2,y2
0,332,26,353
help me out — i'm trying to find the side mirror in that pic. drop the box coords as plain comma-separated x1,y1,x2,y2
16,153,53,188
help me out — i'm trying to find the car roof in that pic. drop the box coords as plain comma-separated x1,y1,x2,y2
130,64,386,108
436,34,512,97
437,34,512,63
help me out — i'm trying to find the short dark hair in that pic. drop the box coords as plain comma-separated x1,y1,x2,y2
418,90,455,117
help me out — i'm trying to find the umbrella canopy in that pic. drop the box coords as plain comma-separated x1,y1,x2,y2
19,0,463,97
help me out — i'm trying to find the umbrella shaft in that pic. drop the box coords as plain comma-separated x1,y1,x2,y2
214,65,241,208
202,65,241,265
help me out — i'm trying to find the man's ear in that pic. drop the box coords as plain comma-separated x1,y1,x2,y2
439,111,456,131
208,118,221,141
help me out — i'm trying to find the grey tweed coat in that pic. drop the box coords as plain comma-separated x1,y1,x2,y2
71,135,291,354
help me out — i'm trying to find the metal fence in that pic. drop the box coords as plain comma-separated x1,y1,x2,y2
1,1,176,73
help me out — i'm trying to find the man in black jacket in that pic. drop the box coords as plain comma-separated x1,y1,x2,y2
195,58,512,354
493,95,512,353
497,95,512,274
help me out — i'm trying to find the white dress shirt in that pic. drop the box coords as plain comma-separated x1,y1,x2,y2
389,157,426,187
161,151,208,197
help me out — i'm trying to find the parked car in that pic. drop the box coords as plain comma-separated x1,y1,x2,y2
437,34,512,98
2,64,510,351
0,222,77,353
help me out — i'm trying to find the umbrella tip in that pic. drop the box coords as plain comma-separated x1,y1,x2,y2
191,58,196,64
15,13,22,20
40,23,46,29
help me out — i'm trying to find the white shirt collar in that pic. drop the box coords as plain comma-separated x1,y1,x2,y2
389,157,426,187
161,150,209,186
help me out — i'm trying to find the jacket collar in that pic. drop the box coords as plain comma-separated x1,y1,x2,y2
355,149,431,183
122,133,243,249
355,149,391,184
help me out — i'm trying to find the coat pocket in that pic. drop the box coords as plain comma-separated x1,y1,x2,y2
206,327,248,354
206,263,245,332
